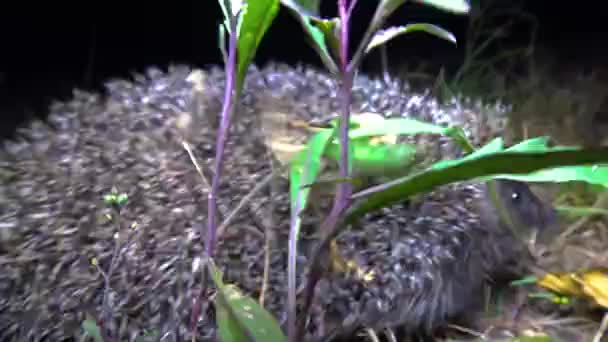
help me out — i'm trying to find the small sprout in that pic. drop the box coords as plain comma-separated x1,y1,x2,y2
91,257,98,266
116,193,128,206
103,193,117,205
130,221,138,230
103,190,128,207
528,291,571,306
552,295,570,305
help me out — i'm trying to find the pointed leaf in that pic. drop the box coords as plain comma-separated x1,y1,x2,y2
347,146,608,224
484,138,608,187
279,0,339,74
218,0,232,32
345,114,454,138
351,0,407,68
343,114,475,153
290,129,335,227
279,0,320,18
209,260,287,342
309,17,342,62
236,0,280,90
412,0,471,14
365,23,456,54
379,0,408,17
490,164,608,187
218,24,228,65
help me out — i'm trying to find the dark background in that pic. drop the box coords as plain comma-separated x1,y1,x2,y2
0,1,605,139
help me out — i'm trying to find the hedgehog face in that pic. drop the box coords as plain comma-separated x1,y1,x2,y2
490,179,560,246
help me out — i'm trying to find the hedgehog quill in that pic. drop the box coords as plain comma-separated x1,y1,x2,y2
0,63,559,341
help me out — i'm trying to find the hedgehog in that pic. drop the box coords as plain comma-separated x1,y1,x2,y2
0,62,558,342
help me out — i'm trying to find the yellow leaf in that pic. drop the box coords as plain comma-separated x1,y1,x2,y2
538,272,584,297
573,268,608,308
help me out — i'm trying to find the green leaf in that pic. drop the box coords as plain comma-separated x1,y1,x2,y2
218,24,228,64
490,164,608,187
209,260,287,342
482,138,608,187
325,137,419,178
279,0,320,18
218,0,231,30
236,0,280,90
431,137,504,169
345,114,450,138
508,336,552,342
279,0,339,74
135,329,159,342
81,319,104,342
412,0,471,14
341,114,475,153
347,146,608,224
290,129,335,232
365,23,456,54
350,0,407,69
309,17,342,62
378,0,408,17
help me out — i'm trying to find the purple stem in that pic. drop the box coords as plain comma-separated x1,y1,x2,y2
207,16,239,258
295,1,356,340
335,0,353,207
190,13,238,338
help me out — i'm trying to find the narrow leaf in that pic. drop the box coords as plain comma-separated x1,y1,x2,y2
279,0,320,18
484,139,608,187
290,129,335,228
490,164,608,187
209,260,287,342
365,23,456,54
218,0,231,25
342,114,475,153
236,0,280,90
279,0,339,74
309,17,342,62
347,147,608,224
412,0,471,14
218,24,228,65
378,0,408,17
346,114,454,138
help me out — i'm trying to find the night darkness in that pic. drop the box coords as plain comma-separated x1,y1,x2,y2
0,1,606,139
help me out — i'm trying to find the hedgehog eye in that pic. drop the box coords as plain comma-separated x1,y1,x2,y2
510,191,521,202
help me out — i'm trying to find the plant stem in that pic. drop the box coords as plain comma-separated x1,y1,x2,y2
295,1,356,340
336,0,353,204
190,12,238,340
207,15,239,258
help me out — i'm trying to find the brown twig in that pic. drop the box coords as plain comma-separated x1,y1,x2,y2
260,156,280,307
556,190,608,247
216,172,273,240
